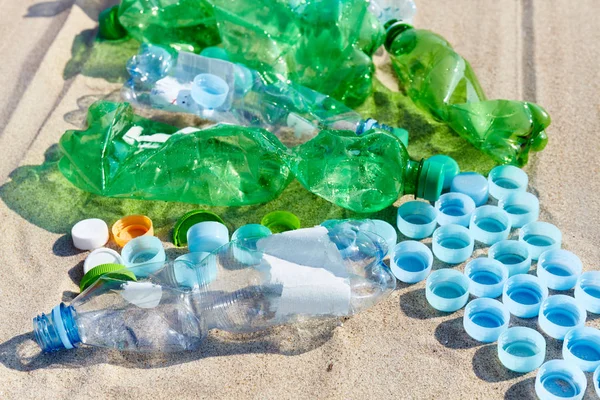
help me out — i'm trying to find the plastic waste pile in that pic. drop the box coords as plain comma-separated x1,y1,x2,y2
31,0,600,398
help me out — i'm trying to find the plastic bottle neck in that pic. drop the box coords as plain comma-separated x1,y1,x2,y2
33,304,81,352
383,20,414,52
404,159,422,196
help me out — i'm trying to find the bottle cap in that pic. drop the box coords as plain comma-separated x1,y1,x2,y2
425,269,470,312
535,360,586,400
71,218,109,250
575,271,600,314
417,158,444,202
498,327,546,373
261,211,300,233
121,236,166,278
488,165,528,201
173,210,225,247
173,252,215,288
450,172,489,206
464,258,508,298
538,295,586,340
502,274,548,318
232,224,272,241
432,224,474,264
537,249,582,291
98,6,127,40
200,46,230,60
518,221,562,260
594,365,600,398
563,327,600,372
368,220,397,257
79,263,137,292
435,192,476,227
498,191,539,228
427,155,460,191
187,221,229,253
390,241,433,283
112,215,154,247
488,240,531,276
396,200,437,239
191,73,230,109
469,205,511,245
83,247,123,275
463,298,510,343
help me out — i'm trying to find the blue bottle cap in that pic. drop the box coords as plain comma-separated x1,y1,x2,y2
575,271,600,314
498,191,539,228
563,327,600,372
469,205,511,245
187,221,230,254
435,192,476,227
432,224,474,264
191,73,230,109
594,365,600,398
502,274,548,318
463,298,510,343
537,249,582,291
369,220,398,257
173,252,215,288
464,257,508,298
121,236,166,278
488,165,528,201
488,240,531,276
390,241,433,283
450,172,489,206
396,201,437,239
427,155,460,191
498,327,546,373
425,269,470,312
538,295,587,340
231,224,272,241
535,360,586,400
519,221,562,260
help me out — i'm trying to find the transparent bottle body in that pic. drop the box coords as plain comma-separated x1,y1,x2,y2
35,222,395,353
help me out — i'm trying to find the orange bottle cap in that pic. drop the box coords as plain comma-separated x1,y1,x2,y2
111,215,154,247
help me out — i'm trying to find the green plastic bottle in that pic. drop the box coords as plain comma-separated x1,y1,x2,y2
98,1,220,53
205,0,384,107
291,129,444,213
59,101,292,206
384,21,550,166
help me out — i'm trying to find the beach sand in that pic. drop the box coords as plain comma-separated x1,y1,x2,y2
0,0,599,398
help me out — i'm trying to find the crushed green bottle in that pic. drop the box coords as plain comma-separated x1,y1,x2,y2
384,21,550,166
99,1,220,53
206,0,384,107
59,101,292,206
291,129,444,213
58,101,444,212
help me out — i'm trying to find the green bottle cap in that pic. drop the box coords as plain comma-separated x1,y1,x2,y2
427,155,460,191
417,159,445,202
80,263,136,292
261,211,301,233
98,6,127,40
173,210,225,247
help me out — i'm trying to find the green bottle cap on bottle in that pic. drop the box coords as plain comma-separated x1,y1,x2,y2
417,159,445,202
80,263,136,292
98,6,128,40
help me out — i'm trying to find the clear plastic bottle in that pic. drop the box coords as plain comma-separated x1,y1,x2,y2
122,45,408,147
33,221,396,353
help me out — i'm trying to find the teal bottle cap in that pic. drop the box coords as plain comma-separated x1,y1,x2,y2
396,201,437,239
575,271,600,314
562,327,600,373
432,224,474,264
502,274,548,318
261,211,300,233
187,221,229,253
450,172,489,206
539,295,586,340
488,165,528,201
463,298,510,343
232,224,272,241
435,192,476,227
191,73,230,109
390,241,433,284
536,360,586,400
425,269,470,313
498,191,539,228
464,257,508,298
594,365,600,398
98,6,127,40
121,236,166,278
498,327,546,373
488,240,531,277
537,249,582,291
469,205,511,245
518,221,562,260
417,158,444,202
428,155,460,191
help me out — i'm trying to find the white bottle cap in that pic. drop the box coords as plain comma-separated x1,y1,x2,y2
71,218,109,250
83,248,124,274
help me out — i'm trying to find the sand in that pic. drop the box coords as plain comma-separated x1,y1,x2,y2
1,0,599,398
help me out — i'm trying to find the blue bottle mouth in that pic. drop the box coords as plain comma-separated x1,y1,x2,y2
33,303,81,352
